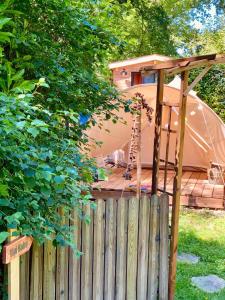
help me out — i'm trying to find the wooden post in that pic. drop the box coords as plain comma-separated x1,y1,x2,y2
136,99,142,199
152,69,165,194
169,70,189,300
8,228,20,300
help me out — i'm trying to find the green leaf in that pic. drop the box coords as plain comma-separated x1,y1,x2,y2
24,168,35,177
38,171,52,182
0,184,8,197
31,119,48,127
0,17,11,30
0,199,10,206
41,185,51,196
12,69,25,81
0,232,9,244
5,212,24,227
40,127,49,133
54,175,65,184
16,120,26,129
38,77,49,88
14,80,36,93
0,32,14,43
27,127,39,137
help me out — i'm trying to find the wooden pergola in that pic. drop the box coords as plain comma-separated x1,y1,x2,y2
142,53,225,300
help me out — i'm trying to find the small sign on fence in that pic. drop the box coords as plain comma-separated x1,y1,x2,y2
2,236,33,264
2,231,33,300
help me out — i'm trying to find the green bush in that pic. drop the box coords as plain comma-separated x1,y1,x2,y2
0,0,122,252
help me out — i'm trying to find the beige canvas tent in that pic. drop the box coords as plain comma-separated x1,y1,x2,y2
88,77,225,171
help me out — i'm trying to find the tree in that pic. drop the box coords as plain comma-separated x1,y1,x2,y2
0,0,123,252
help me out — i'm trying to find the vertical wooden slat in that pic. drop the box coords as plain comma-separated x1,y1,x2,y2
56,209,69,300
69,209,81,300
115,198,128,300
104,198,116,300
137,196,150,300
20,251,30,300
43,240,56,300
30,242,43,300
56,245,69,300
169,70,189,300
148,194,160,300
126,197,139,300
93,199,105,300
8,229,20,300
152,69,165,194
81,205,93,300
159,193,169,300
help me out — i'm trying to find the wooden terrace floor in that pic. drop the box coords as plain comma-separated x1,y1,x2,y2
92,168,225,209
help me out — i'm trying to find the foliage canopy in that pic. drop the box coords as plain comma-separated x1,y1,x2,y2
0,0,123,251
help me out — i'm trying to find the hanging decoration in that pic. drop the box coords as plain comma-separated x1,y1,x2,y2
123,93,153,180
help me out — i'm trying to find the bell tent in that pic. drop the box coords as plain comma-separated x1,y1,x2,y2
88,77,225,171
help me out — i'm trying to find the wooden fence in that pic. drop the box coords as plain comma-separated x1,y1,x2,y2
19,194,169,300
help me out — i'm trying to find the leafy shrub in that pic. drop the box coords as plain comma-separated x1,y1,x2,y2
0,0,122,251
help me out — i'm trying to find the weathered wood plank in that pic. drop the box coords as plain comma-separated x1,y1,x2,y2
127,197,139,300
115,198,128,300
43,240,56,300
159,193,169,300
148,194,160,300
20,251,30,300
181,195,224,209
81,205,93,300
56,210,69,300
93,199,105,300
104,198,116,300
30,242,43,300
137,196,150,300
69,209,81,300
213,184,224,198
202,182,214,198
182,172,200,195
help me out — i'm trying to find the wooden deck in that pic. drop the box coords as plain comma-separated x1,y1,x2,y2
92,168,225,209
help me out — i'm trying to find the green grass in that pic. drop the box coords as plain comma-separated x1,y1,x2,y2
175,208,225,300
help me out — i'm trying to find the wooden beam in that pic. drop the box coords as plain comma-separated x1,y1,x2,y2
169,70,189,300
152,69,165,195
142,53,217,71
184,65,212,96
166,55,225,76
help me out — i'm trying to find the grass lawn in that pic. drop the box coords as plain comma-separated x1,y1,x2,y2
176,208,225,300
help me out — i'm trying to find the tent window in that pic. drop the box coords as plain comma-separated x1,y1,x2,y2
142,73,156,84
131,71,156,86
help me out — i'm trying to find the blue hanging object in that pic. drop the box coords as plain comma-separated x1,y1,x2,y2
79,113,90,126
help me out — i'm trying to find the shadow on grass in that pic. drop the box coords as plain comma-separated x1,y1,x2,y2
176,230,225,300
